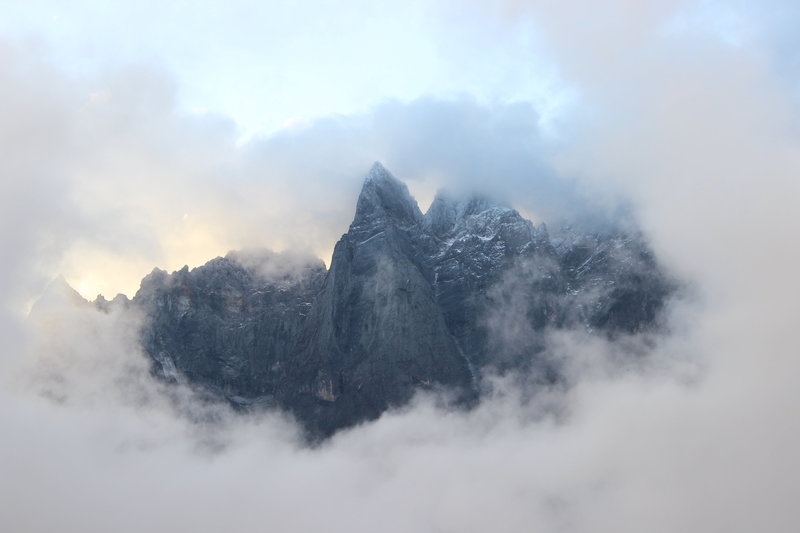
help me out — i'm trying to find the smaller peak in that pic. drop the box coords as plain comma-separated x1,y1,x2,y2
425,189,512,236
461,195,509,217
46,275,84,300
112,293,130,304
30,275,89,318
133,268,170,300
50,274,72,290
428,189,510,214
146,266,168,278
425,190,460,236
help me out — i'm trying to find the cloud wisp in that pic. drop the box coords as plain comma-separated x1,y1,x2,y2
2,1,800,532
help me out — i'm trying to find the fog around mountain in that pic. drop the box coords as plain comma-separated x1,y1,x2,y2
2,1,800,532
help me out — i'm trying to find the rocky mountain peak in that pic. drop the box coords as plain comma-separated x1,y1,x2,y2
29,275,89,321
353,162,422,230
127,162,673,439
425,189,524,239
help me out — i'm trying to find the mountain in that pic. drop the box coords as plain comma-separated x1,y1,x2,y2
131,162,673,438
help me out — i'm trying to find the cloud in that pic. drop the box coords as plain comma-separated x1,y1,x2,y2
2,1,800,532
0,39,594,300
0,1,565,136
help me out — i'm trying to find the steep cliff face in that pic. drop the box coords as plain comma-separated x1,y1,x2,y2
134,251,326,404
281,164,476,435
133,162,673,437
423,189,563,373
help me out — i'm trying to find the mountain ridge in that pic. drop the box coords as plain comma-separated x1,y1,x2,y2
88,163,672,438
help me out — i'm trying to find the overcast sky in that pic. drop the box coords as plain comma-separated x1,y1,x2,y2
3,0,797,299
2,1,800,532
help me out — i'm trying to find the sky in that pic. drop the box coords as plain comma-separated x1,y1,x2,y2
0,1,566,136
0,0,582,300
3,0,794,300
2,1,800,532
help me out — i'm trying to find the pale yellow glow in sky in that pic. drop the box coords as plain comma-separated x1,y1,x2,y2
64,220,336,300
62,175,538,300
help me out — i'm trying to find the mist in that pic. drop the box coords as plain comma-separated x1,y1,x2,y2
2,1,800,532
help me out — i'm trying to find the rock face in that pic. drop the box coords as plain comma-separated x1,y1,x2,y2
135,251,326,402
133,162,673,437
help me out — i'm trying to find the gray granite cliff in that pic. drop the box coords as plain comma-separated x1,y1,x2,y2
132,162,673,438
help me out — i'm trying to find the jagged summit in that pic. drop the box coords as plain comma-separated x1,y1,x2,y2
48,274,83,297
424,189,516,238
427,188,511,215
364,160,392,182
40,275,87,304
129,162,673,439
353,162,422,230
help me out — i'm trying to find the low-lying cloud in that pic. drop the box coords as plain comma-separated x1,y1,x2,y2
2,1,800,532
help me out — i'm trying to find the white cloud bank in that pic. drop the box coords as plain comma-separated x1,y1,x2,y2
2,1,800,532
0,37,588,299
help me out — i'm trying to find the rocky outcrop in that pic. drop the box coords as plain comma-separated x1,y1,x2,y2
281,165,476,435
134,250,326,403
132,162,673,438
